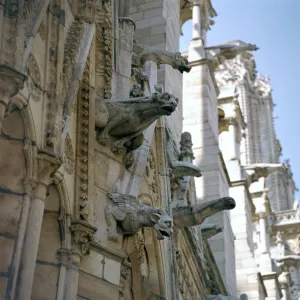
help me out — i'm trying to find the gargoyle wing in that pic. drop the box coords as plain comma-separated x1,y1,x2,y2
108,192,140,214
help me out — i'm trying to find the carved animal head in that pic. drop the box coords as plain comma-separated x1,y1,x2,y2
172,52,191,73
152,92,179,116
150,211,173,240
247,44,259,51
217,197,236,210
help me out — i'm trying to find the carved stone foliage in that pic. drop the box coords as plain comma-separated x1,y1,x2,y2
62,18,85,91
45,1,60,149
70,220,97,256
25,53,42,102
63,134,75,175
145,149,160,207
38,20,46,41
95,91,179,155
133,43,191,73
130,68,148,98
95,1,112,99
105,192,173,241
76,58,91,221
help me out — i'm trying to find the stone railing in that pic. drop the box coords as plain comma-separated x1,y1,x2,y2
273,209,300,225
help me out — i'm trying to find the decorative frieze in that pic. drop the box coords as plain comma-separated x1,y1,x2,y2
25,53,42,102
76,57,91,221
63,133,75,175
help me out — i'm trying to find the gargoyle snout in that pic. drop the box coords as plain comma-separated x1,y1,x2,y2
179,65,192,73
222,197,236,210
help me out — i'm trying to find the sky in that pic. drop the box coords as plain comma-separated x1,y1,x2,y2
180,0,300,199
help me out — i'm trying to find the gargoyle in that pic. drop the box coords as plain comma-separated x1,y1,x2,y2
205,294,248,300
95,91,179,154
205,40,258,60
205,40,258,69
243,163,287,184
201,224,223,240
132,43,191,73
105,192,173,241
172,197,236,228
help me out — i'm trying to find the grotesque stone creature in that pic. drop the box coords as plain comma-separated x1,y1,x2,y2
95,91,179,154
205,40,258,60
105,192,173,241
172,197,236,228
201,224,223,240
132,43,192,73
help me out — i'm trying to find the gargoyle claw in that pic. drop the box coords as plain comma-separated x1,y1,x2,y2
97,134,109,146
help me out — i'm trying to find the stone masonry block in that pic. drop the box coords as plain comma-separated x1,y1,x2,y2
0,194,22,236
144,8,162,19
0,236,14,273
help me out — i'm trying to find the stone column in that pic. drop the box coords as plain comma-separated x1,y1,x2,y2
259,212,268,254
64,220,97,300
56,248,72,300
280,282,288,300
192,0,202,40
17,153,61,300
0,66,26,132
64,254,81,300
228,118,238,160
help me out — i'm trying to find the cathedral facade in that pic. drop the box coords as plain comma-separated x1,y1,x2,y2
0,0,299,299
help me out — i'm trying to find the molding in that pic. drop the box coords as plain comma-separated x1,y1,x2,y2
90,241,127,262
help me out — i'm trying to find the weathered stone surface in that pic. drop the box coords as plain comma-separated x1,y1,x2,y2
77,271,119,300
0,139,26,193
0,236,14,273
2,110,25,140
0,277,8,299
36,213,61,263
31,264,59,300
0,194,22,235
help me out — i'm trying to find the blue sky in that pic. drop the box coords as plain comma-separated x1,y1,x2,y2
180,0,300,199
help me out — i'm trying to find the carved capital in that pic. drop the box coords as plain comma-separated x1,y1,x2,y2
37,149,62,187
56,247,72,267
0,65,26,98
23,178,37,197
70,220,97,256
75,0,97,23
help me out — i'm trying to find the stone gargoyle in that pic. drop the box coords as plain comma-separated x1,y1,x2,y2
105,192,173,241
132,43,191,73
201,224,223,240
172,197,236,228
205,40,258,69
243,163,287,184
205,40,258,60
205,294,248,300
95,91,179,154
